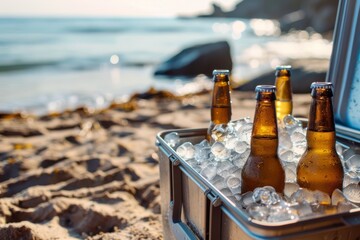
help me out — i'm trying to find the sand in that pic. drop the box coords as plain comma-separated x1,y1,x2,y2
0,89,311,240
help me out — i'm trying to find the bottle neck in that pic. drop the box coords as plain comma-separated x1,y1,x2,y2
307,94,336,150
211,80,231,123
275,76,292,101
251,93,278,154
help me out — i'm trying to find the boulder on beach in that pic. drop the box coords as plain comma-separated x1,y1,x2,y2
154,41,232,77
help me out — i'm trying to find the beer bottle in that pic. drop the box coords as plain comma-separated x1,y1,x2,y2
275,65,293,121
297,82,343,196
206,69,232,142
241,85,285,193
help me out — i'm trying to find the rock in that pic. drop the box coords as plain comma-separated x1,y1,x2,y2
154,41,232,77
228,0,302,19
198,0,338,34
281,0,338,33
200,0,302,19
279,10,310,33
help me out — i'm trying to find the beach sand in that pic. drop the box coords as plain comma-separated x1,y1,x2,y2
0,89,311,239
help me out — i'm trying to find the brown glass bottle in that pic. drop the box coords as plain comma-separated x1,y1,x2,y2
297,82,343,196
275,65,293,121
241,85,285,193
206,70,232,142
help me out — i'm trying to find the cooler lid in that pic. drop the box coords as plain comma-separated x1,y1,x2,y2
327,0,360,142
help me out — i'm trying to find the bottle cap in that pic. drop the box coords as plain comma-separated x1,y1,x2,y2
310,82,333,89
275,65,292,71
255,85,276,93
275,65,291,77
213,69,230,76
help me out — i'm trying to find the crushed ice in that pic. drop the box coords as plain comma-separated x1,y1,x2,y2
163,115,360,222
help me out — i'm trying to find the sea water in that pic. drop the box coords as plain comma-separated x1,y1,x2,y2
0,17,332,115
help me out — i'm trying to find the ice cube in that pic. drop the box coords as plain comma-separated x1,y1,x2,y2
343,183,360,204
278,131,293,150
210,175,227,190
176,142,195,160
284,166,296,182
279,150,294,162
217,168,235,179
230,167,242,176
291,131,306,145
234,141,249,154
232,149,250,168
283,115,302,131
228,119,241,131
239,191,254,209
290,188,316,203
164,132,180,148
346,154,360,173
283,161,297,173
247,204,269,221
196,139,210,148
331,189,347,205
216,159,234,171
186,158,199,169
335,143,344,158
225,136,238,150
342,148,356,161
194,147,213,163
343,171,359,187
230,117,252,132
216,160,236,178
267,202,298,222
284,182,300,198
252,186,280,206
211,124,228,142
292,142,306,159
294,201,313,217
229,152,241,162
237,123,253,144
227,176,242,195
200,164,217,181
211,141,231,162
313,190,331,205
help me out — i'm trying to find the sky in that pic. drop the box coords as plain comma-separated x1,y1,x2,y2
0,0,239,17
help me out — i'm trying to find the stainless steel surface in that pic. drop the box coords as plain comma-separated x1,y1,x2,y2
327,0,360,132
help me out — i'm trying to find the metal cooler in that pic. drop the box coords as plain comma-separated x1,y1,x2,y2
156,0,360,239
157,128,360,240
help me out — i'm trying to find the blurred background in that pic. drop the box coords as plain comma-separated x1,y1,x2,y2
0,0,338,115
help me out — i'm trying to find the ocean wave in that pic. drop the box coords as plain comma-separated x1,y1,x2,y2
0,58,155,73
0,61,59,73
0,92,115,116
0,38,57,46
67,27,128,34
66,26,204,34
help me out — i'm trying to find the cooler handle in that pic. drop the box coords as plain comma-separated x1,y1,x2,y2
204,189,222,240
162,144,223,240
172,157,223,240
170,156,198,240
